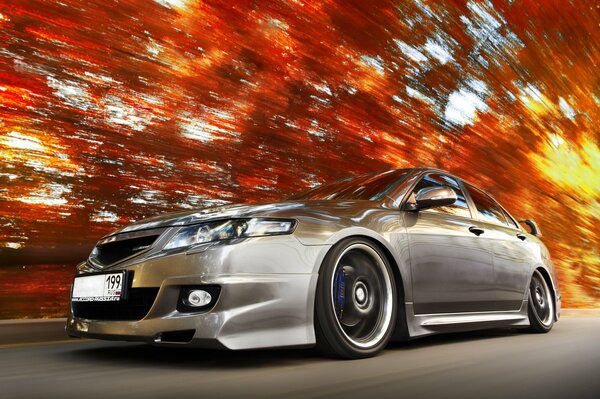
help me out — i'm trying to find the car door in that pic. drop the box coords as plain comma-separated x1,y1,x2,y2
463,184,532,311
404,173,495,314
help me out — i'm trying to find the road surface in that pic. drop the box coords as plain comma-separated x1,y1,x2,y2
1,317,599,399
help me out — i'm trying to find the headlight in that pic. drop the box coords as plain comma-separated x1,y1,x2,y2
163,218,296,250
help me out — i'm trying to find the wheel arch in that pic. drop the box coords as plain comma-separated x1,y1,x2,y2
532,266,558,321
316,233,410,341
364,236,410,341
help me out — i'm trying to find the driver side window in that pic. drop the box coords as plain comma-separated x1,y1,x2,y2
409,173,471,218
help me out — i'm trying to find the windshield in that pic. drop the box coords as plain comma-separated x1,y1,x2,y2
290,169,410,201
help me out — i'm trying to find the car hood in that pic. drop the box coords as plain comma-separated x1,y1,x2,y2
106,200,374,237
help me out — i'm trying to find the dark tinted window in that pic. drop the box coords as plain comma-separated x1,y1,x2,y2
291,170,410,201
467,185,512,227
409,173,471,218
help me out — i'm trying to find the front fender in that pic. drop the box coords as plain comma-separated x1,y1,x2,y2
297,226,413,306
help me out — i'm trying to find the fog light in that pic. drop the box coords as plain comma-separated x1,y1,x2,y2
186,290,212,307
177,285,220,313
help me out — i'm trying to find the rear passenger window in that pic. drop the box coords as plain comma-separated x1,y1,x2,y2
410,174,471,218
467,185,513,227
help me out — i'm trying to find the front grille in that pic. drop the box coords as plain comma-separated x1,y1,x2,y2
72,288,159,321
93,234,159,266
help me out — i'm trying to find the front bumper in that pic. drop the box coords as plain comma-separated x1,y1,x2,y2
67,236,327,350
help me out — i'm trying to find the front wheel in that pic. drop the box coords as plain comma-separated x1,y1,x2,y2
526,270,554,333
314,238,397,359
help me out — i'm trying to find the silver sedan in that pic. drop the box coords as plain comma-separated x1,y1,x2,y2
67,167,560,358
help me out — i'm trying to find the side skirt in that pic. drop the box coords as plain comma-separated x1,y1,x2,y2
403,299,530,338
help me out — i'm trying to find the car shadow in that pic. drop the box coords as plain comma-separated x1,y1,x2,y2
60,341,324,370
60,328,522,370
387,327,522,351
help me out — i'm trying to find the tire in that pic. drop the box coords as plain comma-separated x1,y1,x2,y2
314,238,397,359
526,270,554,333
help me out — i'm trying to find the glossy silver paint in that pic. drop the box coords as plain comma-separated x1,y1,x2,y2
67,167,560,349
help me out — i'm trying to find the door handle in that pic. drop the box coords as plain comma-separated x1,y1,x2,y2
468,226,485,236
517,233,527,241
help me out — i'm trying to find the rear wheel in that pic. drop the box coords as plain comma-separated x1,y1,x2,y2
314,238,397,358
526,270,554,333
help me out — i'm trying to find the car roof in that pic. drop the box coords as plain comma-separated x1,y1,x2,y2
388,167,474,188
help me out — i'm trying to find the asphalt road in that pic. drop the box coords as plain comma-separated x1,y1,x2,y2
2,317,599,399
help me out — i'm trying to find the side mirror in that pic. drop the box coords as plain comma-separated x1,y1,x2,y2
518,219,542,237
406,186,458,211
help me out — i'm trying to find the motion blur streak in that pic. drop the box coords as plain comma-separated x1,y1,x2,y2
0,0,598,317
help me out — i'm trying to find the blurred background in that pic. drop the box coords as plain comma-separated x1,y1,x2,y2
0,0,598,319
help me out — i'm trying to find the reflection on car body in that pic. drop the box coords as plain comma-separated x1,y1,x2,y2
67,167,560,358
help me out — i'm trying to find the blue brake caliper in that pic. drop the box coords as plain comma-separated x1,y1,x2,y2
334,266,346,318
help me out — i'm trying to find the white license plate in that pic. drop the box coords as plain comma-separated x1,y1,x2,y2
72,272,126,302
